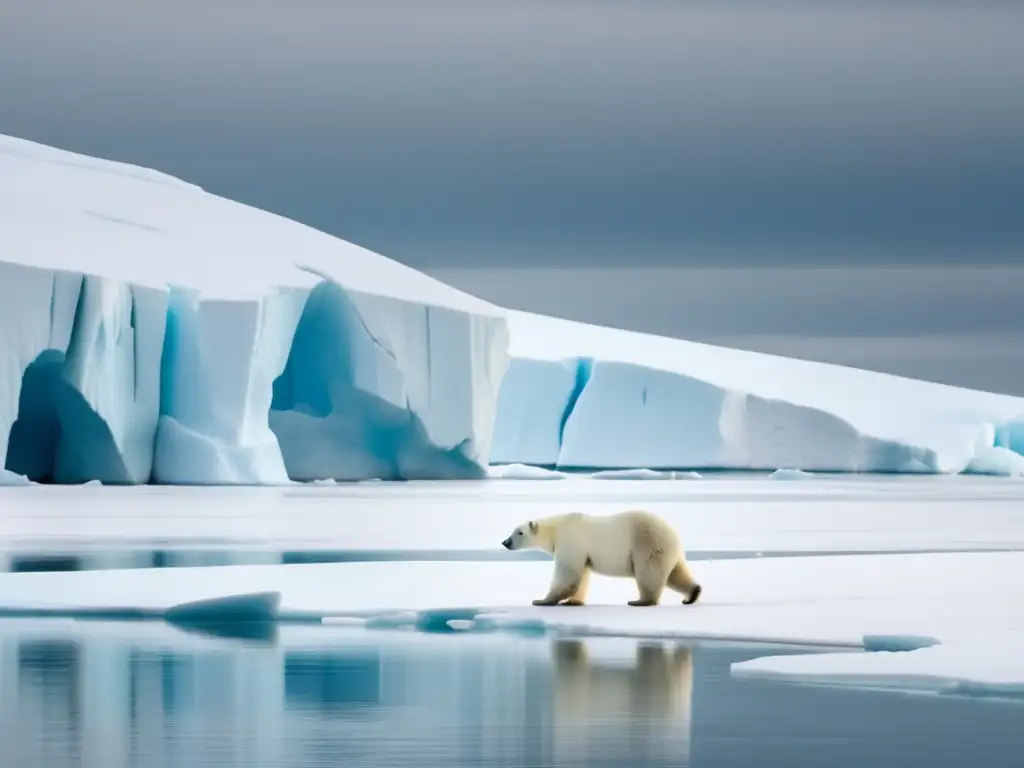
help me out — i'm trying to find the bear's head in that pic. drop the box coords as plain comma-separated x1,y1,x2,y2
501,520,540,551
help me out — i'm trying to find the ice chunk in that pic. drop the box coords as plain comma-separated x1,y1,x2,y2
769,468,816,480
494,310,1024,475
964,446,1024,477
862,634,940,652
415,608,481,633
163,590,281,625
588,468,701,480
0,133,508,483
487,463,567,480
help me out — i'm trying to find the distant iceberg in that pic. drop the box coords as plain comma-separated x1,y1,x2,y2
2,133,1024,484
492,311,1024,476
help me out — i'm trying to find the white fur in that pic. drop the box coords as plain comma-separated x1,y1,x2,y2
502,510,702,607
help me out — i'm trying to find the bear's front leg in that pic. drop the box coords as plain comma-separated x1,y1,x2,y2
562,567,591,606
533,564,582,606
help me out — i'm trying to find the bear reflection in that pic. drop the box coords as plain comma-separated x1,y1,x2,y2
549,638,694,766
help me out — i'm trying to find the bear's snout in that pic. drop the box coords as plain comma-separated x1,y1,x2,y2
501,537,513,550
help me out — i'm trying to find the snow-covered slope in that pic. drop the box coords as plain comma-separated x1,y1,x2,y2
0,134,509,484
492,310,1024,474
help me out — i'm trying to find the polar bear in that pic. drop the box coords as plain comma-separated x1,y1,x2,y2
501,510,702,607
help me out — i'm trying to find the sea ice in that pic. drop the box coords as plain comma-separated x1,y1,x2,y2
0,548,1022,697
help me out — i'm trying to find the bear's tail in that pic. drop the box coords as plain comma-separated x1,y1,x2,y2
667,560,702,605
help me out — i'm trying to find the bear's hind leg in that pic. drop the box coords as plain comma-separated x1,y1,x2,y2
628,556,669,607
627,588,662,607
563,567,591,607
666,559,702,605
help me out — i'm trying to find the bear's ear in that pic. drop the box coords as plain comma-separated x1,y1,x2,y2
529,520,538,534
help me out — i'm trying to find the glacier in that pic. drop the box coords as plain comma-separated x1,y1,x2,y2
0,134,508,484
3,131,1024,484
492,311,1024,475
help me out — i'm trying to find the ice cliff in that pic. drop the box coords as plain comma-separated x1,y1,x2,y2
3,133,1023,484
491,311,1024,475
0,134,508,484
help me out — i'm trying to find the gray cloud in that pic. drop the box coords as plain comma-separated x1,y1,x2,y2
0,1,1021,266
705,333,1024,397
1,2,1022,392
428,266,1024,395
428,266,1024,337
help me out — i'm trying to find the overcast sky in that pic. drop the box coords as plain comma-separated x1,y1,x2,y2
1,1,1022,392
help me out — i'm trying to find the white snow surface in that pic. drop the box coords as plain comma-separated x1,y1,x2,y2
5,132,1024,483
0,469,32,486
5,476,1024,555
0,133,508,484
0,550,1009,636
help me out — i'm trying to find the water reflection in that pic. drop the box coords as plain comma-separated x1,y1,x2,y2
11,640,81,768
0,620,1020,768
284,650,382,710
550,639,693,767
0,621,695,768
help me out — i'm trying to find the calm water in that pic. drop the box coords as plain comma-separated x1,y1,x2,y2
0,621,1019,768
